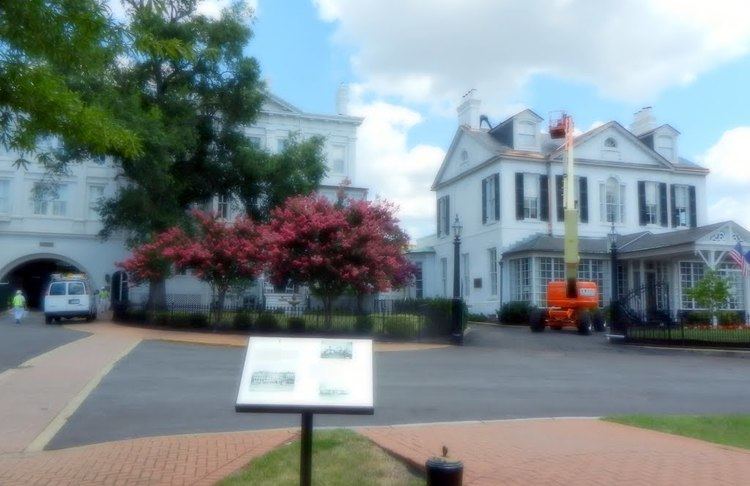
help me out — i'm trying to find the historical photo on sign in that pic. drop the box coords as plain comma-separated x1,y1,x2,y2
320,340,353,359
249,371,296,391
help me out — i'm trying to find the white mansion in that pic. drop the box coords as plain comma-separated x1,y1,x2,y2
0,87,364,308
408,90,750,319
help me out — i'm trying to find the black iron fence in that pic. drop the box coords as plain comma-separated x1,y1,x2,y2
114,296,457,341
624,315,750,348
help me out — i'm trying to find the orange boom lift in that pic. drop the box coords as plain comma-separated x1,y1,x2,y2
529,112,605,334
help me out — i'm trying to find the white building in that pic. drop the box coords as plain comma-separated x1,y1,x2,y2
409,90,750,322
0,87,364,308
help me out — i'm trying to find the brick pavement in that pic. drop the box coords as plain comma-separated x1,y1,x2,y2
0,429,295,486
360,418,750,486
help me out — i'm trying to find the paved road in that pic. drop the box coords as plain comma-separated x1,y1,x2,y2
49,324,750,449
0,312,88,373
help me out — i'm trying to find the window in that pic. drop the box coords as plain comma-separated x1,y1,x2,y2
656,135,674,160
523,173,539,219
510,258,532,302
673,185,689,227
249,136,262,148
482,174,500,223
330,145,346,174
460,150,469,164
414,262,423,299
217,194,230,219
0,179,9,214
31,183,68,217
462,253,470,297
517,121,536,147
488,248,498,296
600,177,624,223
88,184,105,219
437,195,450,237
68,282,85,295
276,138,289,153
537,257,564,304
602,137,620,161
717,263,745,310
680,262,705,309
441,258,448,296
644,181,659,225
49,282,66,296
578,259,605,306
604,137,617,148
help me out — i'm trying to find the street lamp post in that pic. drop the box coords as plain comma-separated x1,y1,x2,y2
608,222,619,333
451,215,464,345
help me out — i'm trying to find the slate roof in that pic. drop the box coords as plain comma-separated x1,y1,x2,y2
502,221,750,257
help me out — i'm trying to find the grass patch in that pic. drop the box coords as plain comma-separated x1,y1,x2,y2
606,415,750,450
219,429,424,486
627,327,750,344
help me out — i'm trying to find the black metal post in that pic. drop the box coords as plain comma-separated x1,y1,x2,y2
453,233,461,299
451,232,464,345
300,411,313,486
610,240,618,333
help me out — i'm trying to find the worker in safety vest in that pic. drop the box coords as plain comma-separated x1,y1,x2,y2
12,290,26,325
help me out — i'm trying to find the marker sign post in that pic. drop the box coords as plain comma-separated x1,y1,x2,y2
235,337,374,486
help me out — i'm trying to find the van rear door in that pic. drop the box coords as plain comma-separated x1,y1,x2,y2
44,282,68,314
66,281,90,313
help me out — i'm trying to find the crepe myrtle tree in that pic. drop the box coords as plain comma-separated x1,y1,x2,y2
164,210,265,324
264,195,415,325
685,269,732,327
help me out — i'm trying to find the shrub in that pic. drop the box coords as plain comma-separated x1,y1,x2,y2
256,313,280,333
468,313,495,323
153,312,171,327
718,310,744,326
355,314,374,334
499,301,535,325
233,312,253,331
383,314,417,339
287,317,306,333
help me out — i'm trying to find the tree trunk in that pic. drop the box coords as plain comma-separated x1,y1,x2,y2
147,278,166,313
356,293,366,315
215,287,227,326
322,294,333,329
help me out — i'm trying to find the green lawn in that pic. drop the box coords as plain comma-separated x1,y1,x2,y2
627,327,750,344
219,429,425,486
606,415,750,450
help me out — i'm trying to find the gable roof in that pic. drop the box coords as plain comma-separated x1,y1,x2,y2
493,108,544,129
431,126,510,189
262,92,304,114
636,123,681,138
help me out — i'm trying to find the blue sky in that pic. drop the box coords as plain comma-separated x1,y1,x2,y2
242,0,750,238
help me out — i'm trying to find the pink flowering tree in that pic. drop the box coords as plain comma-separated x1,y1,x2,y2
264,195,415,323
165,210,265,323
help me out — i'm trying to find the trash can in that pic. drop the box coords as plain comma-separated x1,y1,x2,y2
426,456,463,486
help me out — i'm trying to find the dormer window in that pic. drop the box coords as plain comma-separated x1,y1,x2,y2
517,121,536,148
656,135,674,160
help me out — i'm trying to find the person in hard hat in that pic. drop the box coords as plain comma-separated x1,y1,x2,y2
98,286,110,314
12,290,26,325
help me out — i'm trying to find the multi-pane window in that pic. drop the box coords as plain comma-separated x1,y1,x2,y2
217,194,230,219
517,121,536,147
482,174,499,223
441,258,448,297
0,179,9,214
644,181,660,225
488,248,498,296
510,258,532,302
537,257,564,304
330,145,346,174
523,173,539,219
578,259,605,306
680,261,704,310
717,262,745,310
600,177,625,223
414,262,423,299
31,183,68,216
437,195,450,237
673,185,689,227
462,253,470,298
88,184,105,219
656,135,674,160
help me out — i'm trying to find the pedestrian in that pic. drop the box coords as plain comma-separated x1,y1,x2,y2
98,286,110,314
12,290,26,325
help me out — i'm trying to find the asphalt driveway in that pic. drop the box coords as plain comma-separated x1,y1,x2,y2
47,324,750,449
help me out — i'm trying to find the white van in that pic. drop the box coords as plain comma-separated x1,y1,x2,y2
44,274,98,324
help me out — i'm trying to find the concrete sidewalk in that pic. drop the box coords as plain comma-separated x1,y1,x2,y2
360,418,750,485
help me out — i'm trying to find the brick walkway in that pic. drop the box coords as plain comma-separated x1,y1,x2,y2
360,419,750,486
0,429,295,486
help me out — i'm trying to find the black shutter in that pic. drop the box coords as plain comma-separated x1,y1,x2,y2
579,177,588,223
539,174,549,222
493,173,500,221
670,184,677,227
555,175,564,221
659,182,668,227
436,197,442,236
515,173,524,220
444,196,450,235
638,181,647,226
481,178,487,224
689,185,697,228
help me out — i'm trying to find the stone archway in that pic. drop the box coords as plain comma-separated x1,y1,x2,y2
0,253,90,309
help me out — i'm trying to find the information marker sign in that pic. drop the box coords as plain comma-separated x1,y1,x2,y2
235,336,374,485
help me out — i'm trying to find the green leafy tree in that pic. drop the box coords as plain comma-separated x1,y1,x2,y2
685,269,731,327
94,0,326,306
0,0,141,165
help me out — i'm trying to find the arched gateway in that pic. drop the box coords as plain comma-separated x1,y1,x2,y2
0,253,90,309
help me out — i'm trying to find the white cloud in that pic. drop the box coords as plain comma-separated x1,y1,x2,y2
349,92,445,239
702,127,750,228
314,0,750,109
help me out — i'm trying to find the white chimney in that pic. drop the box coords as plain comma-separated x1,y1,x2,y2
457,89,481,129
336,84,350,115
630,106,657,136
